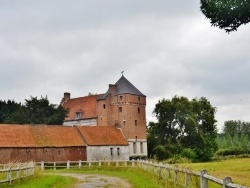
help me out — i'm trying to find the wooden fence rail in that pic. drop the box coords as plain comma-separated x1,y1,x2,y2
0,162,35,184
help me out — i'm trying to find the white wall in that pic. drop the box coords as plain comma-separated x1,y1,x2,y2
63,119,97,126
87,145,129,161
128,139,147,159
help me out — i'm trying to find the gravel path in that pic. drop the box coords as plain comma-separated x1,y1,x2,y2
57,173,133,188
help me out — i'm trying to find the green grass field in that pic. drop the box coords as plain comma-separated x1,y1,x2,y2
179,158,250,187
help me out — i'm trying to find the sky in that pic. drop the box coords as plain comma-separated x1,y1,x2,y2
1,0,250,132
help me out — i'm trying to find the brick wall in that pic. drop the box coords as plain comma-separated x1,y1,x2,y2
0,147,86,163
97,93,147,140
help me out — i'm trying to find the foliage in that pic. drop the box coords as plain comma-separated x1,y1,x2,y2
200,0,250,33
223,120,250,137
147,96,218,162
216,147,245,156
0,96,68,125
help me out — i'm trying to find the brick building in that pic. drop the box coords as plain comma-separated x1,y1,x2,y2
61,75,148,159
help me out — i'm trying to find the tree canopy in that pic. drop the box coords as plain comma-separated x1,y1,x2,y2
200,0,250,33
147,96,218,161
0,96,68,125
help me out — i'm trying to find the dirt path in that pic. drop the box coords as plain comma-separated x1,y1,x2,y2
57,173,133,188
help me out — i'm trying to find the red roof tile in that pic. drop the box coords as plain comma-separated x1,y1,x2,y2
77,126,128,146
63,95,99,121
0,124,86,147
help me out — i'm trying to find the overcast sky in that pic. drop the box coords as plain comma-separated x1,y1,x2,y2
1,0,250,131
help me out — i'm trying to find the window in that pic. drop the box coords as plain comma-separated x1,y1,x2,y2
135,120,137,126
140,142,143,153
138,107,140,113
110,148,113,156
138,97,140,101
117,148,120,156
123,120,126,126
103,104,106,109
119,96,123,100
133,142,137,154
75,112,82,119
119,107,122,112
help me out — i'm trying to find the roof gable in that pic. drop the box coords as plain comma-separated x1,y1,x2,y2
63,95,98,121
77,126,128,146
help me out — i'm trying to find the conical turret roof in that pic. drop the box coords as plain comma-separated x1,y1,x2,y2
99,75,145,99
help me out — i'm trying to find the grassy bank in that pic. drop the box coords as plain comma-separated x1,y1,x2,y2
1,174,77,188
179,158,250,187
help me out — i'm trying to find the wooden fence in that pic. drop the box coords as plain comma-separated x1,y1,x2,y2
36,160,248,188
0,160,248,187
0,162,35,184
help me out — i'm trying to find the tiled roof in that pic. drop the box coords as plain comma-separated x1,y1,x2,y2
77,126,128,146
63,95,99,121
100,75,145,99
0,124,86,147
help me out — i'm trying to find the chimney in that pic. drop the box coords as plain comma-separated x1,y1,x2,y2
60,92,71,105
109,84,117,96
64,92,71,100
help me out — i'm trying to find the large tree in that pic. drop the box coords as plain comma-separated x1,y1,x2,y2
200,0,250,33
2,96,68,125
147,96,218,161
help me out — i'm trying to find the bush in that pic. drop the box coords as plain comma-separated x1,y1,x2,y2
181,148,197,160
216,147,245,156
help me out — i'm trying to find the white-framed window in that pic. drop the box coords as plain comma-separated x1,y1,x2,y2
133,142,137,154
75,112,82,119
140,142,143,153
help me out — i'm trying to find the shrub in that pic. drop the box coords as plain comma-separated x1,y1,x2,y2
216,147,245,156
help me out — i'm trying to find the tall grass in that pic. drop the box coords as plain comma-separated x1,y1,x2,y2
178,158,250,187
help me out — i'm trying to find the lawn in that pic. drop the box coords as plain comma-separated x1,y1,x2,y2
179,158,250,187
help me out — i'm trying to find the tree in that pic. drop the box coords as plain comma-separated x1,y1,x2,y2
200,0,250,33
3,96,68,125
0,100,22,123
147,96,218,161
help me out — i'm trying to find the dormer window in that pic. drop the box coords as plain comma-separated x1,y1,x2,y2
75,112,82,119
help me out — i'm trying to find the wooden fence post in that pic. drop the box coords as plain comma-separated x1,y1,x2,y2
165,163,170,179
17,164,20,179
41,161,44,171
98,160,101,167
174,165,179,184
185,167,191,187
7,167,12,184
200,170,208,188
79,160,81,169
54,162,56,170
67,161,70,169
223,177,232,188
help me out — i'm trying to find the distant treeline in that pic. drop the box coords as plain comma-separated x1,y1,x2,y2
0,96,68,125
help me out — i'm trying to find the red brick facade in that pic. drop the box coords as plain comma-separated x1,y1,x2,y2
0,147,86,163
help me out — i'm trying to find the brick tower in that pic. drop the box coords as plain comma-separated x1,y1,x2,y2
97,75,147,159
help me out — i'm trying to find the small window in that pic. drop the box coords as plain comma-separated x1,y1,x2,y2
123,120,126,126
133,142,137,154
110,148,113,156
119,96,123,100
119,107,122,112
135,120,137,126
75,112,82,119
138,107,140,113
138,97,140,101
103,104,106,109
140,142,143,153
117,148,120,156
